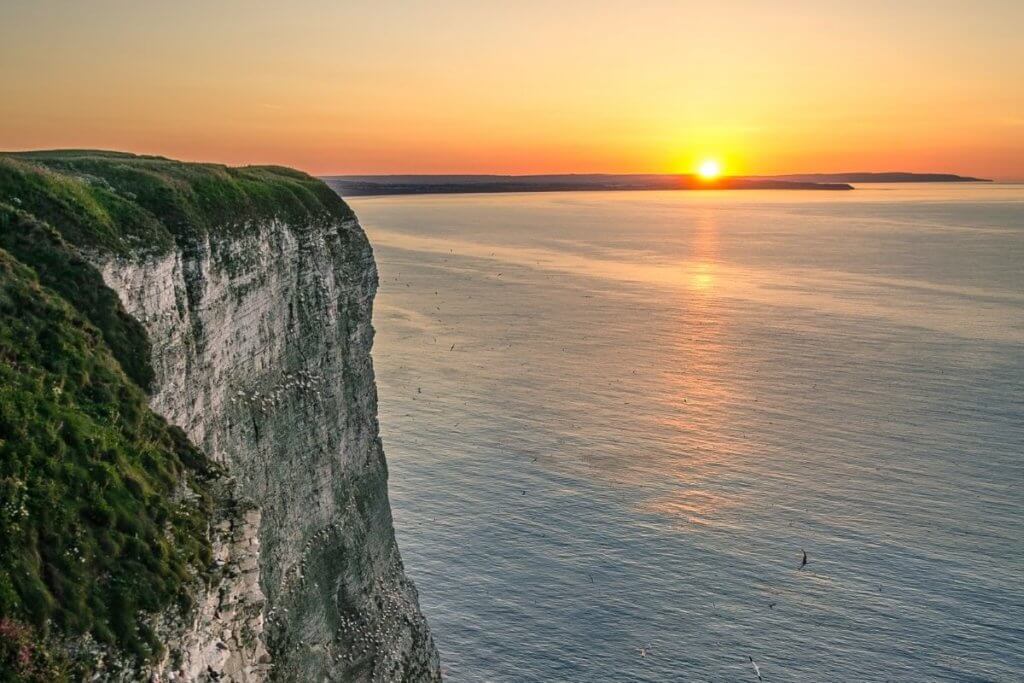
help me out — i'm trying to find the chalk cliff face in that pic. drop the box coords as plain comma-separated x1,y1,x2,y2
146,488,269,681
0,152,439,681
98,210,439,682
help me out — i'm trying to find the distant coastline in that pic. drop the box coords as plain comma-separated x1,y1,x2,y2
324,174,851,196
746,172,992,183
323,172,989,197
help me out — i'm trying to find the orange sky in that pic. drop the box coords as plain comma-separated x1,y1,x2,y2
2,1,1023,179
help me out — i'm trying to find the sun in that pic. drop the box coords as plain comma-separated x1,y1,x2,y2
697,159,722,180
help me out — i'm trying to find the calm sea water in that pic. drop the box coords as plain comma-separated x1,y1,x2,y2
349,186,1024,682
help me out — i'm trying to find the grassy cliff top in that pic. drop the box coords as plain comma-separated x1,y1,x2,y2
0,150,355,257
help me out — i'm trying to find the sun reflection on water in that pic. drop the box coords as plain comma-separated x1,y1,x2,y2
643,209,751,528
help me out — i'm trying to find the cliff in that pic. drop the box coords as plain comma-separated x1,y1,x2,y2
0,151,440,681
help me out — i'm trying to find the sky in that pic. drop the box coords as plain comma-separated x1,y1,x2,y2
2,1,1023,178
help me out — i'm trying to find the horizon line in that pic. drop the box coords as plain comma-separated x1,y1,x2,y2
319,170,995,180
1,148,1017,182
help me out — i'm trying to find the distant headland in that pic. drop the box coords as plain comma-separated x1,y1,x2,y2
323,172,990,197
745,172,992,183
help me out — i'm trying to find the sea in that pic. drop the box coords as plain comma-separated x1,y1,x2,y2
348,185,1023,682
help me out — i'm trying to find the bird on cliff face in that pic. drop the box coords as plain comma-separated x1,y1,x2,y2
799,549,808,570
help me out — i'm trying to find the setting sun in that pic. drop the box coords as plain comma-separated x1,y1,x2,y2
697,159,722,180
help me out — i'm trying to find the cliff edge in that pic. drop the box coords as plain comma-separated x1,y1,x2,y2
0,151,440,681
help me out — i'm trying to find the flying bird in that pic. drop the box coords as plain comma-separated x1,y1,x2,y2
748,656,763,681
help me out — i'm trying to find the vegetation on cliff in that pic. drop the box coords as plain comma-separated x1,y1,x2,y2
0,246,218,675
0,150,355,257
0,205,154,391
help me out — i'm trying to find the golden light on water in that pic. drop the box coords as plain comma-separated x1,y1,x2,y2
697,159,722,180
691,265,714,290
643,208,742,528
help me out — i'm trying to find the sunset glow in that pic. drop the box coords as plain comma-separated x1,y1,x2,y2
1,2,1022,178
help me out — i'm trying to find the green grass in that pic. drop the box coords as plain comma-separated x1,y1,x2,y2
0,151,355,257
0,248,218,675
0,204,154,390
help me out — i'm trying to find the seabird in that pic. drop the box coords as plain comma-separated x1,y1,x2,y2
748,656,763,681
800,549,808,570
